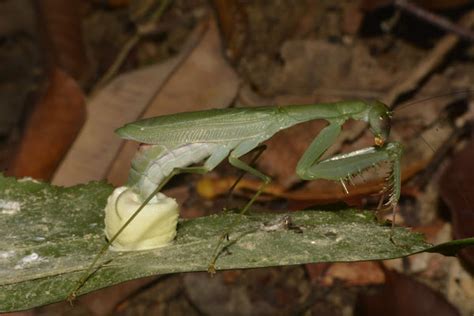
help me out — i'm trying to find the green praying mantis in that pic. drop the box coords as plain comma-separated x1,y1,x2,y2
68,99,403,300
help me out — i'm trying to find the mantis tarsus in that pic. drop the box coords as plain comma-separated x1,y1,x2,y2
68,100,402,299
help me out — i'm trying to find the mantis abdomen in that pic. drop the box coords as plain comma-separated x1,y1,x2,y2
129,143,220,199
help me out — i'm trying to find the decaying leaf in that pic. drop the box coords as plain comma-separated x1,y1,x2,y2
440,137,474,268
355,269,460,316
6,68,85,180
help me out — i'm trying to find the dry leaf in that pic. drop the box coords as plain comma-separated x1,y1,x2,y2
36,0,90,82
355,269,460,316
7,68,85,180
440,137,474,268
314,262,385,286
107,19,239,186
52,20,209,186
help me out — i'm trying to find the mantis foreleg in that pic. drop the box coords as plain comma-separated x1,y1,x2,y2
296,121,402,215
296,122,343,179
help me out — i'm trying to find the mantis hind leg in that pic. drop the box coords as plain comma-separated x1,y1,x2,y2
226,144,268,207
228,149,272,215
208,140,271,273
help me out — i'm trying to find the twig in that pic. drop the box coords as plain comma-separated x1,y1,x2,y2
92,0,172,94
340,10,474,146
394,0,474,42
383,9,474,107
414,121,471,189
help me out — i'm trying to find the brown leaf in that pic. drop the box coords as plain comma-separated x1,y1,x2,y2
107,19,239,186
35,0,90,82
342,3,365,35
306,262,385,286
355,269,460,316
211,0,248,62
23,276,161,315
440,136,474,268
52,20,208,186
6,68,85,180
53,19,240,187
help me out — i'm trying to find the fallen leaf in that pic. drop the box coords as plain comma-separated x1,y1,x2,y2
446,258,474,315
355,269,460,316
440,136,474,268
52,20,209,186
106,18,240,186
211,0,248,61
319,262,385,286
36,0,90,82
0,0,39,138
184,268,308,315
6,68,85,180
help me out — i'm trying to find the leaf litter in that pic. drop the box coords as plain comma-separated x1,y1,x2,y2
1,0,474,314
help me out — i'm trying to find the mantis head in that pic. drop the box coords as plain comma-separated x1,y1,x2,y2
368,100,391,146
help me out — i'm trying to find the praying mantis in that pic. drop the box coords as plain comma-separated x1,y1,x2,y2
68,99,402,300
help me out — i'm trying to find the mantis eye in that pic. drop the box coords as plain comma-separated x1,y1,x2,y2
379,114,391,135
368,100,391,143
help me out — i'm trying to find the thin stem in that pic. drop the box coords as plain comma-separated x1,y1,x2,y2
394,0,474,41
92,0,172,93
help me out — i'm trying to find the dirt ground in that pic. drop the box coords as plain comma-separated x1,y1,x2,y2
1,0,474,315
